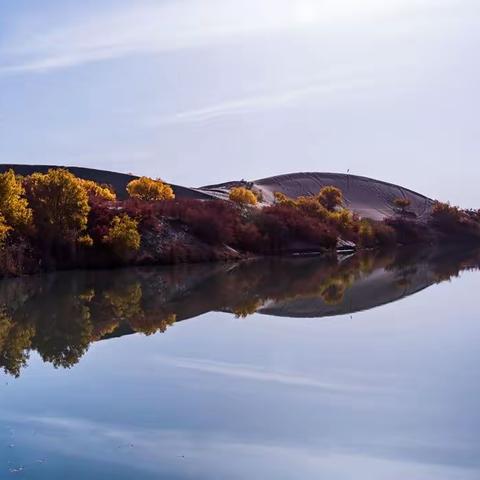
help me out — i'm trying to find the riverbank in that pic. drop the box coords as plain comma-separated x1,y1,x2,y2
0,166,479,276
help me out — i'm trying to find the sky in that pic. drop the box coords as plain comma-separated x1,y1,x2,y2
0,0,479,206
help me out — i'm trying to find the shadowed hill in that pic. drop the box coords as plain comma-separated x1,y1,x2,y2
0,165,433,221
0,164,213,200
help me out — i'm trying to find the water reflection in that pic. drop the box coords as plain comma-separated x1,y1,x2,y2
0,246,479,377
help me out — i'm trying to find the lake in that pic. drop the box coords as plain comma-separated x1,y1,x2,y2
1,246,479,479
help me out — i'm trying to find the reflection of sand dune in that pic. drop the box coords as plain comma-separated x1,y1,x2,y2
102,246,478,328
259,265,434,318
1,165,433,221
1,247,478,376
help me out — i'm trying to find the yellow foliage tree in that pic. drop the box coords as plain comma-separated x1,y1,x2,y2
296,196,329,218
26,168,90,243
229,187,258,206
80,179,116,201
317,186,344,211
126,177,175,201
0,214,11,247
274,192,297,207
0,169,32,230
129,313,177,336
104,282,144,320
103,215,141,254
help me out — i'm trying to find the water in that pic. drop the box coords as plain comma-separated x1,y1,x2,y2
1,247,479,479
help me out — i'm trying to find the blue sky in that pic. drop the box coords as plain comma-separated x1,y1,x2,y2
0,0,479,205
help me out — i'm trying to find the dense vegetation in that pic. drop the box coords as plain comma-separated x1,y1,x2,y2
0,167,479,275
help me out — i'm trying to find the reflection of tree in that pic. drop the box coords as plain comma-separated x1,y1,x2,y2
0,310,35,377
103,282,176,335
104,283,144,322
31,296,93,369
129,313,176,336
1,245,480,377
233,298,265,318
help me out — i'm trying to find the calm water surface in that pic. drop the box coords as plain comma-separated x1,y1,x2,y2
1,248,479,479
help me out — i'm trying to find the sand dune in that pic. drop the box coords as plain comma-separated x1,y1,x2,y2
0,165,433,220
201,172,434,220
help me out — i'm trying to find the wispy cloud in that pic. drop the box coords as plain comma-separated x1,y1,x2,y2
158,355,385,394
153,76,373,125
0,0,318,74
0,0,437,75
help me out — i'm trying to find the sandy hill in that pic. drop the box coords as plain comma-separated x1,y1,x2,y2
0,165,433,220
201,172,434,221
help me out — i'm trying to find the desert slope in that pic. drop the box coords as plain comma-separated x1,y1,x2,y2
0,165,433,220
201,172,434,220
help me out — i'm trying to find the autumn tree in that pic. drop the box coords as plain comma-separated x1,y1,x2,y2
296,196,329,218
229,187,258,206
0,311,35,377
317,186,344,211
31,295,93,369
274,192,296,207
103,214,141,255
25,168,91,244
0,169,32,230
0,215,11,247
126,177,175,201
80,179,116,201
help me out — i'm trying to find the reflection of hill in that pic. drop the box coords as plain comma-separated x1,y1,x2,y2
259,260,434,318
0,246,479,377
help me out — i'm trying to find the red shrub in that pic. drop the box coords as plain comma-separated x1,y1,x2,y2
256,204,337,251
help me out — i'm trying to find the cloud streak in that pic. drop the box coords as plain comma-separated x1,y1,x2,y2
0,0,437,75
154,76,373,125
157,355,386,394
0,0,318,74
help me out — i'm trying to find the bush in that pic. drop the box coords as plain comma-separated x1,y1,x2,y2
257,204,338,251
385,217,430,245
103,215,141,255
429,201,480,239
296,196,329,218
274,192,297,207
126,177,175,201
317,186,343,211
229,187,258,206
358,219,396,247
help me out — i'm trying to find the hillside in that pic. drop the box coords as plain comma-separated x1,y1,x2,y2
0,164,433,221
